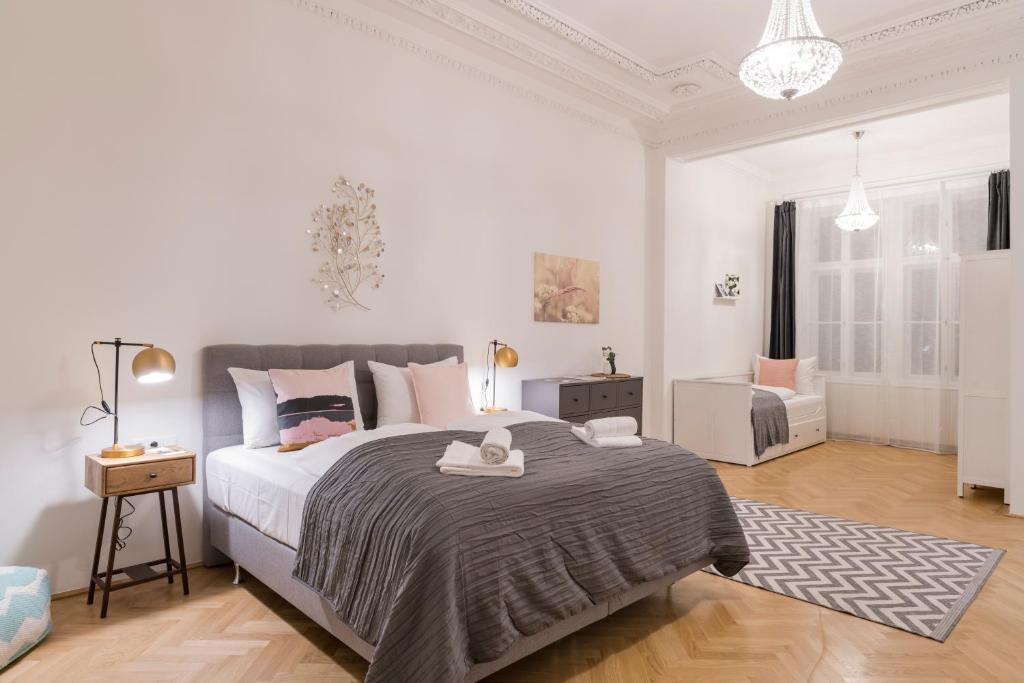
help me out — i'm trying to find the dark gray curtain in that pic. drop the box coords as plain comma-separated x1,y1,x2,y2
769,201,796,360
988,170,1010,250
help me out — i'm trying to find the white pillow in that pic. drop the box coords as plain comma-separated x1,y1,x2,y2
752,384,796,401
753,355,818,395
368,356,458,426
227,367,280,448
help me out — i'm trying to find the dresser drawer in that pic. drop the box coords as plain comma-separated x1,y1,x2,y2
590,383,617,412
559,384,591,416
104,457,194,496
617,379,642,407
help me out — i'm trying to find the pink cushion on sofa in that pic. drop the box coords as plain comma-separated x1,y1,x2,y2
408,362,476,428
757,358,799,391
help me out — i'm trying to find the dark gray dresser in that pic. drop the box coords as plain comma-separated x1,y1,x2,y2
522,376,643,433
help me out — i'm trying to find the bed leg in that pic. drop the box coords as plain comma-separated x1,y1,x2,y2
232,562,243,585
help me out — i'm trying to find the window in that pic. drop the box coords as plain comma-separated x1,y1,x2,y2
796,173,988,386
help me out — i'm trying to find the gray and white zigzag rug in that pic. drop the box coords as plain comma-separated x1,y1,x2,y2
705,498,1004,641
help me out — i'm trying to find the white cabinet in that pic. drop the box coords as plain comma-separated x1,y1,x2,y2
957,251,1011,500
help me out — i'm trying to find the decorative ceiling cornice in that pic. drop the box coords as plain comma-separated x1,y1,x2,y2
391,0,668,119
841,0,1014,50
494,0,1016,85
494,0,736,83
286,0,641,141
651,46,1024,152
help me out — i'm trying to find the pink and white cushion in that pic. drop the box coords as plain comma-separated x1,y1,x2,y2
267,362,363,452
408,362,477,429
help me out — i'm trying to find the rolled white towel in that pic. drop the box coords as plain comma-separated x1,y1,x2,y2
436,440,524,477
583,416,638,440
571,426,642,448
479,427,512,465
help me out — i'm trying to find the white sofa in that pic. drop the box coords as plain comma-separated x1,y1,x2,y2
673,372,827,466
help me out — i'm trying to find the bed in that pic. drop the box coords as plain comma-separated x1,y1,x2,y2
202,344,748,682
672,372,828,466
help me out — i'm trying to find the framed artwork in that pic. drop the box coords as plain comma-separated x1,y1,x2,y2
533,252,600,324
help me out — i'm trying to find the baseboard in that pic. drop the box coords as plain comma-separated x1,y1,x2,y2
51,561,206,601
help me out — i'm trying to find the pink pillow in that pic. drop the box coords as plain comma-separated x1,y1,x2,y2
408,362,476,428
757,358,799,391
268,362,362,452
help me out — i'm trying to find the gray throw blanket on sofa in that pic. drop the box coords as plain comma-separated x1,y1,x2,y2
752,388,790,458
293,421,749,683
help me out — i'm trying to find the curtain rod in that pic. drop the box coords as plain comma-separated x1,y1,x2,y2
780,163,1005,203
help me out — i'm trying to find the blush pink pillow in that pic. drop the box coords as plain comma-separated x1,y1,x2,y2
408,362,476,428
268,362,362,452
757,358,799,391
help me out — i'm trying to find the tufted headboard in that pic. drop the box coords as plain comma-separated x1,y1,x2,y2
200,343,463,565
201,343,464,456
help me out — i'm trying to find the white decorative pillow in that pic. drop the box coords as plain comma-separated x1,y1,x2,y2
753,355,818,395
228,367,280,448
795,356,817,395
369,356,457,426
752,384,796,401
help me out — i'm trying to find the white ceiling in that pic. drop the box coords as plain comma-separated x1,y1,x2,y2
535,0,950,68
373,0,1024,146
720,94,1010,178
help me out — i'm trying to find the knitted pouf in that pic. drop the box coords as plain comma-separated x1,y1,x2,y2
0,567,53,670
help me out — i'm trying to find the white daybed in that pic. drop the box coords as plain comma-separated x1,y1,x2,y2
673,372,827,466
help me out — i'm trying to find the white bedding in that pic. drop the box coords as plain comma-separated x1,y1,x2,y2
783,394,825,422
207,412,559,548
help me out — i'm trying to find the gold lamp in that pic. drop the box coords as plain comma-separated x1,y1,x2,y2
484,340,519,413
87,338,177,458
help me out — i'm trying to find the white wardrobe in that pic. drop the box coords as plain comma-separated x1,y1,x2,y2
957,250,1011,501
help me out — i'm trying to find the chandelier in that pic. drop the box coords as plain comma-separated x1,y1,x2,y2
835,131,879,232
739,0,843,101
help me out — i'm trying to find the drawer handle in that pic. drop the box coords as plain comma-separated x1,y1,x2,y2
149,472,158,479
572,397,579,402
601,394,608,399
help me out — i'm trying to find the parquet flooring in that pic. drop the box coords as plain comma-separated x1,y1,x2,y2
5,441,1022,682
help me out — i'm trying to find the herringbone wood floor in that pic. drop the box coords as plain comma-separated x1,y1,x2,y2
5,441,1022,682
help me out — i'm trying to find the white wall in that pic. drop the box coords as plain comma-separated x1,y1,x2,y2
1010,70,1024,515
0,0,646,591
659,157,772,437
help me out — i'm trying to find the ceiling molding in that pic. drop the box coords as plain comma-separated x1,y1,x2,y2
842,0,1014,50
651,47,1023,153
389,0,669,119
286,0,641,142
493,0,736,83
493,0,1015,85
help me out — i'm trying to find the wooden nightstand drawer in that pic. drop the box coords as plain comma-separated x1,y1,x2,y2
104,458,193,495
85,449,196,498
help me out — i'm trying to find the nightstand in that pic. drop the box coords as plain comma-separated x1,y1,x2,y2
84,447,195,618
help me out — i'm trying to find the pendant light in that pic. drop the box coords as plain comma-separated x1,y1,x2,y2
739,0,843,101
835,131,879,232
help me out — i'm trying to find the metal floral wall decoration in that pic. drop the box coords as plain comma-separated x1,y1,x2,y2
308,176,385,311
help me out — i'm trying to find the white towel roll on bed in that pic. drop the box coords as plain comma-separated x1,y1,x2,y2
436,440,524,477
571,426,643,448
583,416,638,440
479,427,512,465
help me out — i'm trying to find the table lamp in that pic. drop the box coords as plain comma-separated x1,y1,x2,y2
86,337,177,458
484,339,519,413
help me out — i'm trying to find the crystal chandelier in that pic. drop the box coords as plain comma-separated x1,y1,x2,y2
835,131,879,232
739,0,843,101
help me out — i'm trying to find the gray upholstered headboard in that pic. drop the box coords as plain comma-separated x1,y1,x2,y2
200,343,463,566
201,343,464,456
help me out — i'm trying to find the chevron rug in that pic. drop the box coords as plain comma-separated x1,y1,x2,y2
705,498,1004,641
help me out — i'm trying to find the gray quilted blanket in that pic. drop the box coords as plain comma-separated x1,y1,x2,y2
293,421,748,682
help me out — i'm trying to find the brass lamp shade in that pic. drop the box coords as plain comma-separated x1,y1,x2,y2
494,346,519,368
133,346,176,384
